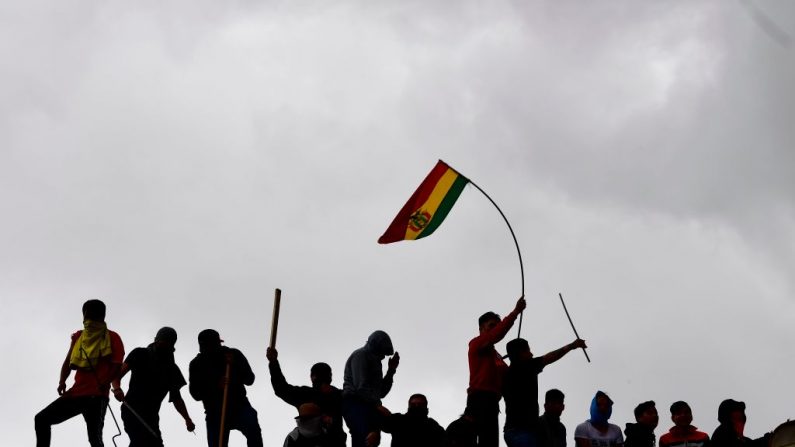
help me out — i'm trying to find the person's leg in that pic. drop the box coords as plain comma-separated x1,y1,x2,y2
466,392,500,447
504,429,537,447
342,398,370,447
80,396,108,447
205,413,226,447
122,406,164,447
232,404,263,447
35,396,86,447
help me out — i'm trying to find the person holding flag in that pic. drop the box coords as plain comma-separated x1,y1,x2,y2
467,297,526,447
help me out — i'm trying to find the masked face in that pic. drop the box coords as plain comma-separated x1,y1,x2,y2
407,397,429,419
297,415,325,438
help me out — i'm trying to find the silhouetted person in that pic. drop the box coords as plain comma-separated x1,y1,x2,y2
711,399,769,447
380,393,446,447
446,408,478,447
267,346,346,446
624,401,658,447
659,401,709,447
35,299,125,447
112,326,195,446
467,296,526,447
189,329,263,447
284,403,335,447
574,391,624,447
503,337,586,447
537,389,567,447
342,330,399,447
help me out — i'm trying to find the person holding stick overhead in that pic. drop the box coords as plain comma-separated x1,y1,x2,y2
342,330,399,447
189,329,263,447
466,296,526,447
267,347,346,446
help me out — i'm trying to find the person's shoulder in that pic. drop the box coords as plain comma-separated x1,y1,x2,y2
71,330,82,341
574,420,593,434
108,330,123,344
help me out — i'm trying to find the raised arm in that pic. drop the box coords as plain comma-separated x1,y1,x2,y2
541,339,587,367
379,352,399,398
471,297,526,353
266,347,303,406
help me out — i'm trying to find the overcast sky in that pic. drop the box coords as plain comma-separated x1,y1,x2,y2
2,1,794,446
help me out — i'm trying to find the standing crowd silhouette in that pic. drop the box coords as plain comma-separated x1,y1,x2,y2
35,299,774,447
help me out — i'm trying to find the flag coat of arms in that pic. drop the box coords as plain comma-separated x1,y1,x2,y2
378,160,469,244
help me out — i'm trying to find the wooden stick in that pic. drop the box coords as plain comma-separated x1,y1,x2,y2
218,352,233,447
270,288,282,349
559,292,590,362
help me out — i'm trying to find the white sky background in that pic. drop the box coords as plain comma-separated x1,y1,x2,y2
2,1,794,446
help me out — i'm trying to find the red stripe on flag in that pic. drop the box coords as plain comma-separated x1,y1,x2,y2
378,161,451,244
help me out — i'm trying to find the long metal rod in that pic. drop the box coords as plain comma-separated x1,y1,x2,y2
79,346,123,447
121,401,161,439
558,293,590,362
464,177,526,336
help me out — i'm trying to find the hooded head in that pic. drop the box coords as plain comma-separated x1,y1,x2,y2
364,330,394,359
590,391,613,425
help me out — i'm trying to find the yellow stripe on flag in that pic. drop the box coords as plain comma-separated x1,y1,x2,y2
404,169,459,240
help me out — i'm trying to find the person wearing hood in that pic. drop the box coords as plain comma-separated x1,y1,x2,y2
379,393,446,447
284,403,335,447
189,329,263,447
711,399,769,447
342,330,400,447
574,391,624,447
111,326,195,446
267,346,346,446
623,401,658,447
35,299,125,447
659,401,709,447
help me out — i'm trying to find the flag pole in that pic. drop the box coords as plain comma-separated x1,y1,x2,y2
558,292,590,362
461,174,526,336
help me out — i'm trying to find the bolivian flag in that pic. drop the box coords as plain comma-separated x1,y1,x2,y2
378,160,469,244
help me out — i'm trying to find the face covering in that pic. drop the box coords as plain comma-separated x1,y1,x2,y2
590,393,612,425
297,416,325,438
407,407,429,419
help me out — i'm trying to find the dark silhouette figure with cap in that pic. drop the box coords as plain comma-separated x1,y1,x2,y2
189,329,263,447
111,326,195,446
267,346,346,446
342,330,400,447
35,299,125,447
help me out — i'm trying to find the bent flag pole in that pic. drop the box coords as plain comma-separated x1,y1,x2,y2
378,160,526,335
